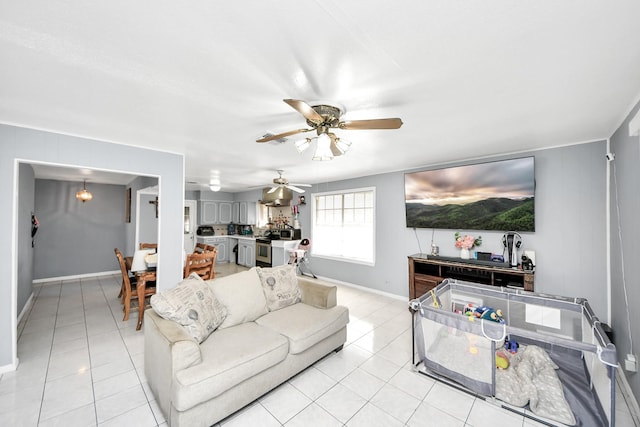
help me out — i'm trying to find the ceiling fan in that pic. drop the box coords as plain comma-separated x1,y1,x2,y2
256,99,403,160
266,170,311,194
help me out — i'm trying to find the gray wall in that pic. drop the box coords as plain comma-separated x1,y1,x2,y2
17,163,35,317
139,193,159,247
609,99,640,401
33,179,127,279
126,176,159,256
299,141,609,320
0,124,184,371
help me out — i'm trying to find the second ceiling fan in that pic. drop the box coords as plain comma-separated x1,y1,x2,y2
267,170,310,194
257,99,403,159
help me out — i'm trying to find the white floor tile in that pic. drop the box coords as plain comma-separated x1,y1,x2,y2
407,400,466,427
288,367,337,400
340,367,385,400
346,402,405,427
466,398,524,427
98,402,156,427
221,402,281,427
369,383,421,423
93,369,141,401
40,372,94,421
359,354,402,381
423,382,474,422
388,367,435,400
315,352,358,382
95,384,147,423
38,402,96,427
284,402,342,427
316,383,367,423
259,382,312,424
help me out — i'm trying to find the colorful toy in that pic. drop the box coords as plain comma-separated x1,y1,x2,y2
495,350,510,369
504,338,519,354
472,306,505,323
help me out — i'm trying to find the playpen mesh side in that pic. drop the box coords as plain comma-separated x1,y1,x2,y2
417,315,495,395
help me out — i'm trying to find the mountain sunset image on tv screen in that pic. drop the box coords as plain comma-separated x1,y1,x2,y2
404,157,535,232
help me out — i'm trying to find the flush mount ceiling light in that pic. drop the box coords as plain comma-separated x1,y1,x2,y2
209,178,221,192
76,180,93,203
257,99,403,160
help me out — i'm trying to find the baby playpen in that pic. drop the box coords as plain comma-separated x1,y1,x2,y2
410,278,617,426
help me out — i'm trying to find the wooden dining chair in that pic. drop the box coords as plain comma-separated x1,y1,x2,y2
115,248,136,300
139,242,158,250
194,243,216,253
115,248,156,321
184,249,217,280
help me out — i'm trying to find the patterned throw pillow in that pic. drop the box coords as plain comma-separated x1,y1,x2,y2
150,273,227,343
256,264,301,312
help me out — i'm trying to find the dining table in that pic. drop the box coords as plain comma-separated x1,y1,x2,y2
128,249,187,330
130,249,157,330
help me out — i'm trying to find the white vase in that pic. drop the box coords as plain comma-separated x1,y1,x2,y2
460,248,470,259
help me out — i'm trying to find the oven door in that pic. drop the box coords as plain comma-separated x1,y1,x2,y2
255,240,272,267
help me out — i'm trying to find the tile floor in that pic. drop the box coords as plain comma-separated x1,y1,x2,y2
1,264,638,426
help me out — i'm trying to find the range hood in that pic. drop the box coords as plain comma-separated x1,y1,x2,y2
260,187,293,206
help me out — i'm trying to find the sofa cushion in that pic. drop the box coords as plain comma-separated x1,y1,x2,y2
172,322,288,411
255,303,349,354
208,268,268,329
257,264,301,311
150,273,227,343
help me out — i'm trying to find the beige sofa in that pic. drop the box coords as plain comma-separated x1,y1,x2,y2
144,267,349,427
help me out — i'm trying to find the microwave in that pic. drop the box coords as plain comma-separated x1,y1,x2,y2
279,228,301,240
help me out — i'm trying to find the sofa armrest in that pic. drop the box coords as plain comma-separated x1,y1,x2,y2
144,309,202,417
297,277,337,309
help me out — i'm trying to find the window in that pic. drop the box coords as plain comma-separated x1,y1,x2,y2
311,187,375,265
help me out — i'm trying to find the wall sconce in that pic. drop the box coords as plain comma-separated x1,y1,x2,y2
76,180,93,203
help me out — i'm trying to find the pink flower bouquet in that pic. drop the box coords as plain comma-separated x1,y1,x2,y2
454,232,482,249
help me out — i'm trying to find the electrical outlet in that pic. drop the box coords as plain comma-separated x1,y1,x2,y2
625,354,637,372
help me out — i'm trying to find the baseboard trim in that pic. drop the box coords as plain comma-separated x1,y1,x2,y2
33,270,119,284
617,365,640,426
17,292,34,325
0,360,19,375
315,275,407,302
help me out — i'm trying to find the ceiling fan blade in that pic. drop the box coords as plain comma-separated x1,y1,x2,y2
256,128,313,143
284,99,324,125
286,185,306,193
330,142,344,157
267,185,279,194
289,183,312,187
328,133,344,157
338,118,403,130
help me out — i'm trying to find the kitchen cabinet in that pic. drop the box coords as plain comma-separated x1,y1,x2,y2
199,201,218,224
199,201,233,224
219,202,233,224
232,201,258,225
237,239,255,268
232,202,240,223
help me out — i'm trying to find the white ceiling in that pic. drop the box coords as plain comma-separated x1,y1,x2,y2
2,1,640,192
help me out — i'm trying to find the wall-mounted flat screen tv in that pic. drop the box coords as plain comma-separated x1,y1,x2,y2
404,157,535,231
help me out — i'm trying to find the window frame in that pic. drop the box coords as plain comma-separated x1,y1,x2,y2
310,186,376,266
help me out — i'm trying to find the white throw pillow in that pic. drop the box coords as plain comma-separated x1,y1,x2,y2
257,264,301,311
209,268,269,329
151,273,227,343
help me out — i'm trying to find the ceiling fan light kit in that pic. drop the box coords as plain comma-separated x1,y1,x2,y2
312,132,334,161
257,99,402,161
